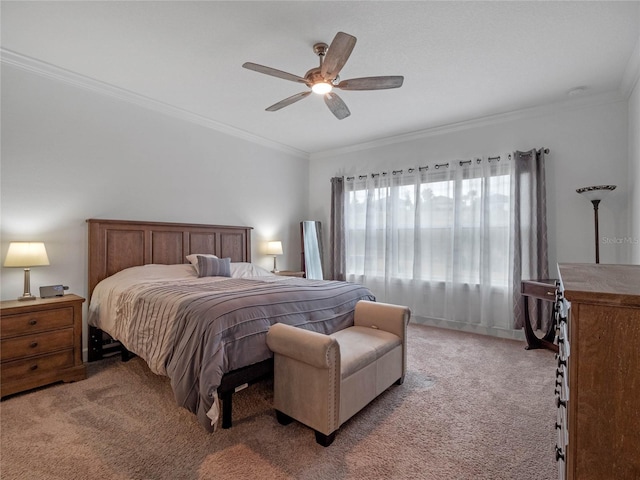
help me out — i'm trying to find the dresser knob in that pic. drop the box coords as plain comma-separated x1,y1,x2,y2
29,341,38,348
30,364,38,371
29,319,37,326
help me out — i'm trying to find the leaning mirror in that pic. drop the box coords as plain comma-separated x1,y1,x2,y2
301,221,324,280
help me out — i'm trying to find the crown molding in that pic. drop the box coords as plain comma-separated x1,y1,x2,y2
0,48,308,160
311,90,627,160
620,35,640,99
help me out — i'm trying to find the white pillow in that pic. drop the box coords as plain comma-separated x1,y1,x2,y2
230,262,275,278
186,254,218,275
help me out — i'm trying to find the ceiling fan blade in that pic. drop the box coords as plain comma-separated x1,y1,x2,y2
336,76,404,90
242,62,308,85
265,91,312,112
324,92,351,120
321,32,357,81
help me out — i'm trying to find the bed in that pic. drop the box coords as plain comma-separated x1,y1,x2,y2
86,219,374,432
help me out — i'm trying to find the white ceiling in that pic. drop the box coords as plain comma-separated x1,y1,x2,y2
2,1,639,155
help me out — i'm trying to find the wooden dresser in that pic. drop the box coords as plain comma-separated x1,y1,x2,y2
556,264,640,480
1,294,86,397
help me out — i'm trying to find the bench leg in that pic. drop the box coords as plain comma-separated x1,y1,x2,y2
275,410,294,425
315,430,337,447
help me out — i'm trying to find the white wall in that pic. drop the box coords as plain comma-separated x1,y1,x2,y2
629,73,640,264
309,96,635,274
1,64,310,306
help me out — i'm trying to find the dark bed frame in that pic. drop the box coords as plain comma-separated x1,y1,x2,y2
86,218,272,429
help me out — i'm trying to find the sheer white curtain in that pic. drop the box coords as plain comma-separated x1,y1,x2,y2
343,155,515,332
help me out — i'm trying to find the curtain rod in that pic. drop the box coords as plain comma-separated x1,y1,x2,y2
344,147,550,181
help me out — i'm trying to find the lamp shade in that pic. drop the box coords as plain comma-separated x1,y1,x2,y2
266,241,283,256
4,242,50,267
576,185,616,202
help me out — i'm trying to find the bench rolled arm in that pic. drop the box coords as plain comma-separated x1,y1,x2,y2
354,300,410,340
266,323,338,369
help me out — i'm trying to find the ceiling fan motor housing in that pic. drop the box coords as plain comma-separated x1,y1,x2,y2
305,68,328,85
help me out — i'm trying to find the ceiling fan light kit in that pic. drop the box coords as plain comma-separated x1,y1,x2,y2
243,32,404,119
311,82,333,95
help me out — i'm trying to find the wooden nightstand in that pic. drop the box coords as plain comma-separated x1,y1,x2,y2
1,294,86,397
274,271,306,278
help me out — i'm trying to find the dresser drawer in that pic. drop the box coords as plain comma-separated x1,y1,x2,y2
0,329,74,362
0,349,74,383
1,306,74,337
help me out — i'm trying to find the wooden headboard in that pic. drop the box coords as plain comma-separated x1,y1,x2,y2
87,219,252,298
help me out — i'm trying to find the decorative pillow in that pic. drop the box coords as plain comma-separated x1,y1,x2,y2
196,256,231,278
230,262,275,278
186,254,218,275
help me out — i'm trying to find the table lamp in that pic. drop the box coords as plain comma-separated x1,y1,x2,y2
576,185,616,263
4,242,50,300
266,241,283,273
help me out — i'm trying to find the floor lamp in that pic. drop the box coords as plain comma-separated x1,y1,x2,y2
576,185,616,264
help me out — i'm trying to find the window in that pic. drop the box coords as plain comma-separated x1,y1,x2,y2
344,160,511,288
337,149,548,333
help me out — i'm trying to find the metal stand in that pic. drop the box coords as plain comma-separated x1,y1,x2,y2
591,199,600,264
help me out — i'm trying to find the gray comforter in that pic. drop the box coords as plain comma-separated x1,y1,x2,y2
106,275,374,430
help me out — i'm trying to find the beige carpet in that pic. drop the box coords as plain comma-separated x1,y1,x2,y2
0,323,557,480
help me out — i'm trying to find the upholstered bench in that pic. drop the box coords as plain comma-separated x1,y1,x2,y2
266,300,410,446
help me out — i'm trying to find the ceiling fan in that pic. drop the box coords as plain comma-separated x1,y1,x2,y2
242,32,404,120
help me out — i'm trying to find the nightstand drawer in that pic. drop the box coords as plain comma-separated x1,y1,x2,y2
521,280,557,300
1,350,74,383
1,306,74,337
1,329,74,362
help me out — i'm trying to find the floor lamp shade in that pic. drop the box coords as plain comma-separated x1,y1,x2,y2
576,185,616,264
4,242,50,300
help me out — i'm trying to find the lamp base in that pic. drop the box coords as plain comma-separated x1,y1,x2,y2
18,268,37,301
18,294,37,301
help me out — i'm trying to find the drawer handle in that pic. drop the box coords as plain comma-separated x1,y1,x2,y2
556,397,567,408
29,319,38,326
29,341,39,349
555,447,565,462
30,364,38,371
